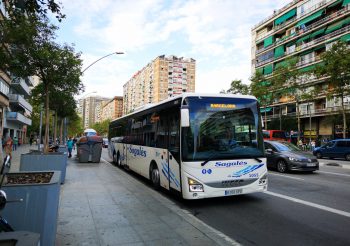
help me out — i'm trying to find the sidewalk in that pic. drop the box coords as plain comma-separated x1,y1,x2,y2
9,146,238,246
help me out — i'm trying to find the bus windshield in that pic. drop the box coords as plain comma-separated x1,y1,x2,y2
182,97,264,161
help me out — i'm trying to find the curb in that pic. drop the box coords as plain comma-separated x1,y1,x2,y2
101,157,240,246
319,162,350,170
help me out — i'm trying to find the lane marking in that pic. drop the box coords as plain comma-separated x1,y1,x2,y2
265,191,350,218
317,170,350,178
268,172,305,181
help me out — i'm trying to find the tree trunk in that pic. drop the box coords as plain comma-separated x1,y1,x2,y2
341,96,347,139
264,105,267,130
60,119,64,145
53,111,57,145
296,100,301,142
44,84,50,153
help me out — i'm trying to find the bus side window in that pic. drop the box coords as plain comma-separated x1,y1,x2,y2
169,113,180,163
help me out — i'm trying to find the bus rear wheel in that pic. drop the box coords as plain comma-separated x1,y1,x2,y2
112,152,117,165
116,153,122,168
150,165,160,190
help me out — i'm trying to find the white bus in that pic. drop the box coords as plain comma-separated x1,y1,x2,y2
108,93,267,199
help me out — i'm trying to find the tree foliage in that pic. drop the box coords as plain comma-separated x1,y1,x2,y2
0,13,83,152
313,41,350,138
250,70,272,129
222,79,251,95
271,57,306,140
6,0,65,21
91,119,111,137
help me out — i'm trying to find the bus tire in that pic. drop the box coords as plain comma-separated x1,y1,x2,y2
150,163,160,190
116,152,122,168
112,151,117,165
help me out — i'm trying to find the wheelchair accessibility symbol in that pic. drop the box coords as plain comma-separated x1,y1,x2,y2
202,169,212,174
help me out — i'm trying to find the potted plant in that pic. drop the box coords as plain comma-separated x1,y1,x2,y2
20,151,67,184
1,171,61,246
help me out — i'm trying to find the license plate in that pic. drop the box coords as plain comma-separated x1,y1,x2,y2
225,188,243,196
307,163,316,167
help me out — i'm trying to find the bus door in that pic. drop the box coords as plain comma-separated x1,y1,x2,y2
167,112,181,192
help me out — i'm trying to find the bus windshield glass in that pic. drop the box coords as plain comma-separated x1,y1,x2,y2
182,97,264,161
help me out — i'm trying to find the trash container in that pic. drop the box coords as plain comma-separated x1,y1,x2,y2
89,136,103,163
76,136,103,163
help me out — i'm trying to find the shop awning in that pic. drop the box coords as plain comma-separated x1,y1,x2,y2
343,0,350,6
328,0,342,8
300,65,316,72
274,45,285,58
296,34,310,43
263,64,273,75
309,28,325,38
274,9,296,26
264,36,274,48
260,107,272,113
325,20,343,34
341,33,350,41
275,60,288,69
296,10,324,27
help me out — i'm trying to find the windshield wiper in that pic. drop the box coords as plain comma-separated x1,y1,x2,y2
201,152,219,166
254,157,262,163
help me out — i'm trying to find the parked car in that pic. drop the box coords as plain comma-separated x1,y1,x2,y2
263,130,289,141
313,139,350,161
264,140,319,173
102,138,109,148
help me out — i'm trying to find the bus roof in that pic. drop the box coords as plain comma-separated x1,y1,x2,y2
111,93,257,123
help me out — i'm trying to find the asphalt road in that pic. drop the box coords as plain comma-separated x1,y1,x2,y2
101,149,350,246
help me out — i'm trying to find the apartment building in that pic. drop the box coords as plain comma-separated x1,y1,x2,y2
78,96,111,128
252,0,350,140
123,55,196,114
101,96,123,121
0,1,32,143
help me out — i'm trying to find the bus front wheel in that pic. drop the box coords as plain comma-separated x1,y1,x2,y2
150,164,160,190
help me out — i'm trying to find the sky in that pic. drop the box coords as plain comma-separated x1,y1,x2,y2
54,0,292,99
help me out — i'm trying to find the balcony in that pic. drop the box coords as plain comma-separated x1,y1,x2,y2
255,0,338,43
256,3,350,55
6,112,32,125
256,25,350,67
263,104,350,121
25,76,34,86
8,94,33,113
11,77,30,96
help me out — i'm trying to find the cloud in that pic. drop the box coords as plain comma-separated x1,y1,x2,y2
58,0,291,98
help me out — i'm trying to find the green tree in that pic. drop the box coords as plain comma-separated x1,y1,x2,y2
222,79,251,95
91,119,111,137
271,57,306,141
6,0,65,21
313,41,350,138
0,17,83,152
250,70,272,130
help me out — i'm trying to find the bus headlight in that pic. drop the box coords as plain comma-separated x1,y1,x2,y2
258,173,268,185
188,178,204,192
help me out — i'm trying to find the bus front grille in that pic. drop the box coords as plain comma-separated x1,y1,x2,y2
205,178,258,188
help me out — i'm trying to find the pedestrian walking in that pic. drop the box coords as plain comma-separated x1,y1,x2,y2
298,139,303,150
13,137,18,151
67,137,74,158
4,136,13,159
311,140,316,151
29,136,33,146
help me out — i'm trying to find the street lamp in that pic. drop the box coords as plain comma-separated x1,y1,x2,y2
82,51,124,74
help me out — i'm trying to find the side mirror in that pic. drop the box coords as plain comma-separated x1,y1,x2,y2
265,148,273,154
181,108,190,127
